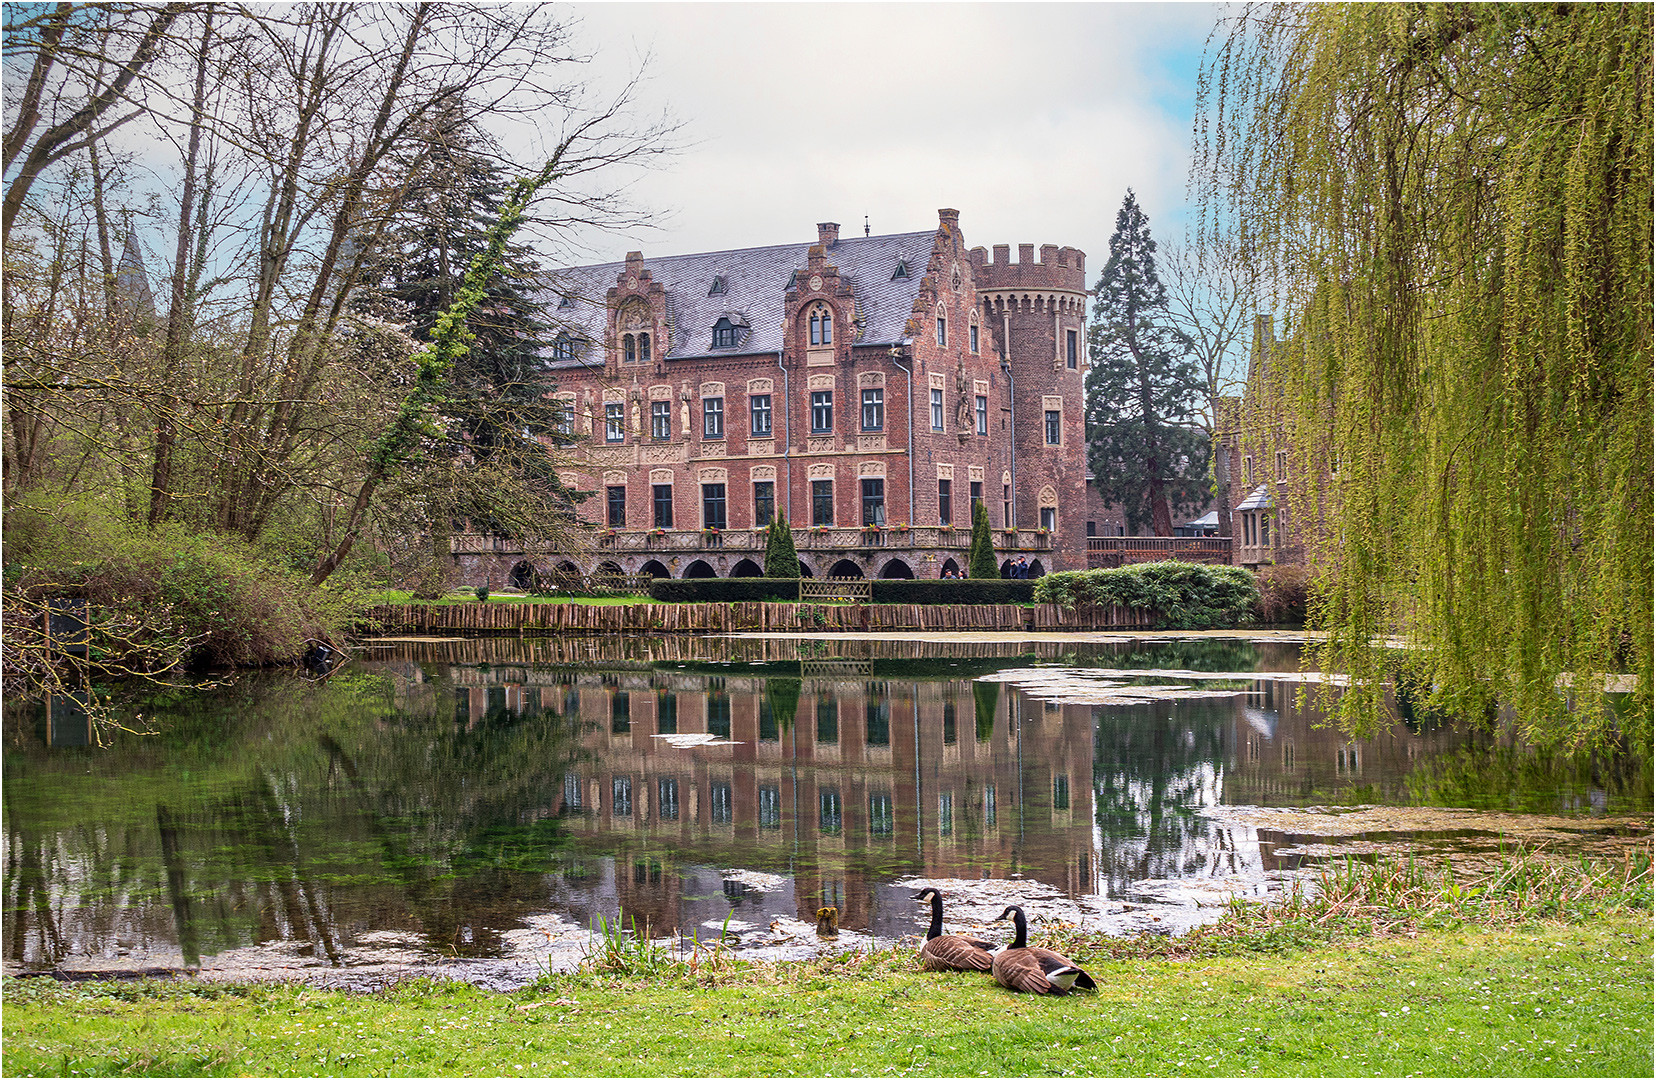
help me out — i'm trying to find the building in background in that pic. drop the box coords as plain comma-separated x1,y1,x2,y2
529,210,1088,581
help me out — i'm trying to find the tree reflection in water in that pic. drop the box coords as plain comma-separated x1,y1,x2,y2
4,635,1646,977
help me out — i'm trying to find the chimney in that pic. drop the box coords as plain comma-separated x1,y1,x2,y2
817,222,840,247
938,208,960,229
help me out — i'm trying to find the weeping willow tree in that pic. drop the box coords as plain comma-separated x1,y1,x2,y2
1194,4,1652,750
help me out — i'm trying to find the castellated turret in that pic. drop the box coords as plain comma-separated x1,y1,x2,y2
970,242,1090,571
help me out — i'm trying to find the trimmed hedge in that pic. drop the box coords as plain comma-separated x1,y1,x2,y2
1033,561,1260,630
648,578,801,603
646,578,1036,605
870,579,1034,605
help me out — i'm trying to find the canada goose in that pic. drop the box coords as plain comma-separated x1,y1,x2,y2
990,905,1096,995
911,888,995,972
815,906,839,938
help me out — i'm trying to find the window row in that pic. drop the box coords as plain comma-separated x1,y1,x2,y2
584,390,901,442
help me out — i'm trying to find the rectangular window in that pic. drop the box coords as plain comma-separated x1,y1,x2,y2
656,691,677,734
865,683,890,745
653,484,673,528
703,397,724,438
612,776,633,816
1087,520,1097,537
861,478,885,526
624,335,636,364
937,479,952,526
861,388,884,431
651,400,671,440
605,402,624,442
970,481,983,512
554,400,573,435
758,785,781,829
759,699,778,741
1003,484,1011,528
638,332,650,363
750,394,772,436
975,395,988,435
611,691,630,734
869,792,894,837
819,788,842,833
816,695,838,743
1040,506,1056,531
701,483,726,530
753,481,774,527
936,317,946,347
1053,774,1070,811
1276,449,1288,481
710,781,732,824
969,324,979,353
811,390,833,433
1045,409,1061,445
606,486,626,528
1066,328,1078,369
657,776,678,819
1261,513,1271,546
1243,455,1252,485
812,479,834,526
939,791,953,836
706,691,731,738
930,388,944,431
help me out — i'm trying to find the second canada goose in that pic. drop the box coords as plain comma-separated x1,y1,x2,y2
911,888,995,972
990,905,1096,995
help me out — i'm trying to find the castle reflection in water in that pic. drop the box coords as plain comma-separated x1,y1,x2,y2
419,648,1488,938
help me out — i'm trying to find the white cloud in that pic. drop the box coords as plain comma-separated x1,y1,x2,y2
545,1,1222,278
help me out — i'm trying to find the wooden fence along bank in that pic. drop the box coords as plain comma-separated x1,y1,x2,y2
362,601,1164,636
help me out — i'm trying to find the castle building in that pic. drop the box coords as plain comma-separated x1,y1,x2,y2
534,210,1089,580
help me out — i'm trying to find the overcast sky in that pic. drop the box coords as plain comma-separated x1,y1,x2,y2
554,2,1226,279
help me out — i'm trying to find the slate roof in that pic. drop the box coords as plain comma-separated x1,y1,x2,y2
531,229,937,369
1234,484,1274,511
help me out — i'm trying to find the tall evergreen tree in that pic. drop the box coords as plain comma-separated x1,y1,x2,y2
1084,190,1209,536
763,516,799,578
967,500,999,579
354,112,575,539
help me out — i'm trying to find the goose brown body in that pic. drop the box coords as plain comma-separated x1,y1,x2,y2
989,905,1096,995
912,889,994,972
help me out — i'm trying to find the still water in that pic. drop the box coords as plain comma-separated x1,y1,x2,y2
5,634,1647,989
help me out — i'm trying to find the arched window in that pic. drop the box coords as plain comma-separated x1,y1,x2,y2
808,303,832,346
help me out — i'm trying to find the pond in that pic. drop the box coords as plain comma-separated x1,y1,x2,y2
4,632,1648,990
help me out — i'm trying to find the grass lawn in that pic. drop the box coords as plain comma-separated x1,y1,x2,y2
3,914,1649,1078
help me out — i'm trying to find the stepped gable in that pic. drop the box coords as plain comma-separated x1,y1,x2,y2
534,228,936,367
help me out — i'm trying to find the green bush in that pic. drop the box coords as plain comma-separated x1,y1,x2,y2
1254,564,1311,625
762,518,800,578
4,494,352,668
1033,561,1260,629
647,578,802,603
868,579,1034,604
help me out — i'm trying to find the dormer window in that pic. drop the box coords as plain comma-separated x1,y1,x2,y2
891,259,910,281
808,303,833,346
558,294,574,309
712,317,742,349
708,275,726,297
785,270,798,291
552,334,576,361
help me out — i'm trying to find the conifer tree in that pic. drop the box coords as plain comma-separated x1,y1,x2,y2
1084,190,1209,536
967,500,999,579
763,516,799,578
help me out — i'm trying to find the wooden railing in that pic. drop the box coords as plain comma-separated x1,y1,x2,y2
799,578,873,603
1087,536,1233,568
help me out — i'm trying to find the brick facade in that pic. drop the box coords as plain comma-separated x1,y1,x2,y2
523,211,1090,581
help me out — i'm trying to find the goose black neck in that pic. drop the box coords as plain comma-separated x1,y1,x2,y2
926,893,943,940
1008,908,1028,949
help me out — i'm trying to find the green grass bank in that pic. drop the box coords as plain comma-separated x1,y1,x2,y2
4,915,1649,1078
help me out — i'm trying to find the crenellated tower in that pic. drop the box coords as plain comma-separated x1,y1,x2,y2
970,243,1089,570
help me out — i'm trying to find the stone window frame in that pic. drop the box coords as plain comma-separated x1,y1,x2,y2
650,400,672,440
860,387,884,432
703,396,725,439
